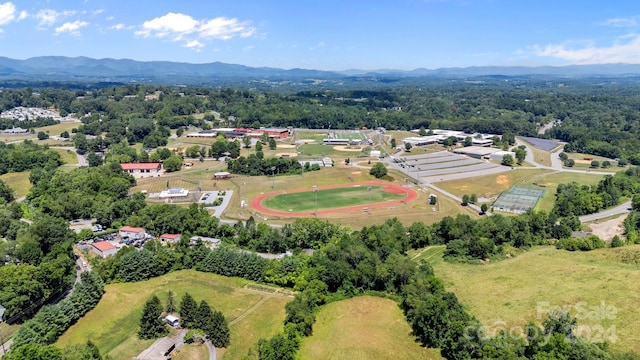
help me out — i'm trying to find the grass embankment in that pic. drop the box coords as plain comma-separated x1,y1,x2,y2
299,296,443,360
422,245,640,353
56,270,291,360
262,186,405,212
0,171,31,199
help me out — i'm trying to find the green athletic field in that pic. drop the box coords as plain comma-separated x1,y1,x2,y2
261,186,405,212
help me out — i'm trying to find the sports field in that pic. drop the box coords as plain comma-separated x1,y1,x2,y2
252,181,417,217
299,296,443,360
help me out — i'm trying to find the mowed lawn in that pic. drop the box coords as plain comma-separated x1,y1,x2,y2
430,246,640,353
261,186,406,212
56,270,291,360
299,296,443,360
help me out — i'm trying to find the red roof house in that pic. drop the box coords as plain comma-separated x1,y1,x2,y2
120,163,162,178
92,241,118,258
119,226,146,240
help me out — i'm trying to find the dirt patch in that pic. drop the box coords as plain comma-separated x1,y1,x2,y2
588,215,627,241
334,146,363,152
278,144,297,149
351,171,362,175
496,175,510,186
276,152,298,157
574,159,592,165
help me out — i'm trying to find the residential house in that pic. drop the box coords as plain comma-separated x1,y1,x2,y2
92,241,118,258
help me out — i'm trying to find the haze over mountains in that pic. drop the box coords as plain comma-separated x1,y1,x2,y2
2,56,640,84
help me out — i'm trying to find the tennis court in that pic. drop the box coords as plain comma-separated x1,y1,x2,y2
492,186,546,214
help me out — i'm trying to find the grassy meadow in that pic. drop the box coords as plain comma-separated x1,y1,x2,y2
0,171,31,199
417,245,640,353
299,296,443,360
55,270,291,360
261,185,406,212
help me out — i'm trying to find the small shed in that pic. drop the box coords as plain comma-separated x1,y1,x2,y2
160,233,182,243
119,226,146,240
213,172,231,180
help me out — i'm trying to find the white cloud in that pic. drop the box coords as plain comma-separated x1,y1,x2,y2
106,15,114,21
601,17,638,28
17,10,26,20
199,17,255,39
93,9,104,16
533,35,640,64
0,2,16,26
108,23,128,30
243,45,254,51
184,39,204,51
135,12,257,49
35,9,76,27
55,20,88,36
136,12,199,39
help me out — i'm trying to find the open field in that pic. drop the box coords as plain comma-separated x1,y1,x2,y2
56,270,291,360
51,147,78,165
261,185,407,212
293,131,327,143
0,171,31,198
36,121,80,136
428,245,640,353
436,169,549,199
299,296,443,360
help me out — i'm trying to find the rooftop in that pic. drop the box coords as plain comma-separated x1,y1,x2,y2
120,163,161,170
92,241,116,252
120,226,145,233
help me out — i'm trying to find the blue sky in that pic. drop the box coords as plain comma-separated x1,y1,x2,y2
0,0,639,70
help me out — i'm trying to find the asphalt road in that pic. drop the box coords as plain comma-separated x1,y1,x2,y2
579,200,632,223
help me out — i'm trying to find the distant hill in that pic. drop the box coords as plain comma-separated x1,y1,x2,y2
1,56,640,84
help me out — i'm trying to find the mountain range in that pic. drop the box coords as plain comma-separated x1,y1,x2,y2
2,56,640,83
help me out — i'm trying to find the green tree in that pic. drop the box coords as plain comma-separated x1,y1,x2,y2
405,142,413,152
269,138,277,150
86,153,103,167
559,152,568,161
461,194,469,206
260,132,270,144
211,137,228,160
3,344,62,360
418,126,427,136
390,138,397,149
163,155,182,172
369,162,388,178
37,131,49,140
242,134,252,148
166,290,176,313
566,159,575,167
591,160,600,168
480,203,488,214
0,179,15,203
501,154,514,166
255,141,263,152
463,136,472,147
196,300,213,330
138,295,168,339
514,148,526,165
602,160,611,168
206,310,230,347
469,193,477,204
611,235,624,248
180,292,198,328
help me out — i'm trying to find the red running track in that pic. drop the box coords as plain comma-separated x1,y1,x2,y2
250,180,418,217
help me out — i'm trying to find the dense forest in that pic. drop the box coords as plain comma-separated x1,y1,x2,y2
2,79,640,159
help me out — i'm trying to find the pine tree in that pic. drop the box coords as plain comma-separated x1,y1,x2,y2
166,290,176,313
196,300,213,329
138,296,168,339
206,310,230,347
179,293,198,328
